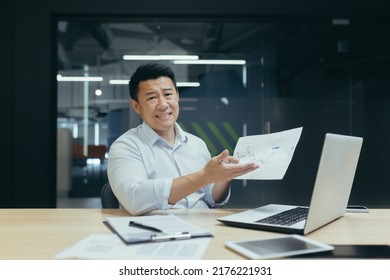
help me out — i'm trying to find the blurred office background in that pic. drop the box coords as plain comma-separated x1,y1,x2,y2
1,0,389,208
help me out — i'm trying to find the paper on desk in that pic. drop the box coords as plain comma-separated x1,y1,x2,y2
234,127,303,180
105,214,212,244
54,234,211,260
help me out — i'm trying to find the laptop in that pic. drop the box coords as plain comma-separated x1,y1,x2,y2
218,133,363,235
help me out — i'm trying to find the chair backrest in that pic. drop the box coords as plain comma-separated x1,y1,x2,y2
101,182,120,208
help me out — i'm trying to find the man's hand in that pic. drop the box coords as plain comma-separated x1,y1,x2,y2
169,150,259,205
200,149,259,184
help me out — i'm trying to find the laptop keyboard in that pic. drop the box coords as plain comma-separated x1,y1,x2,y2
256,207,308,226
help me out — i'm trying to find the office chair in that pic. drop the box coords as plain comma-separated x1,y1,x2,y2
101,182,120,208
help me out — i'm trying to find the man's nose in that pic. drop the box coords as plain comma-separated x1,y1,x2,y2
157,97,168,109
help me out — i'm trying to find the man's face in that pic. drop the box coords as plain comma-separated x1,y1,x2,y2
130,76,179,136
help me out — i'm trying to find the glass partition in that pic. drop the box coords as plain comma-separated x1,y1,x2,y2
57,17,390,208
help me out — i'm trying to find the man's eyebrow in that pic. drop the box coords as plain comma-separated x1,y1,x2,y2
143,87,174,96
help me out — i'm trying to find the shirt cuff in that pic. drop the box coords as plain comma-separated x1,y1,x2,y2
213,187,231,207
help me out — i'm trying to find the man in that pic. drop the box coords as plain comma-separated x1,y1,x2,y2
107,63,258,215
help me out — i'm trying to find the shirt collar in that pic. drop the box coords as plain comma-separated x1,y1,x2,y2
141,122,188,146
174,123,188,144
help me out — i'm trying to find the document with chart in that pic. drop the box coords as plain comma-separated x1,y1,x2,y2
234,127,303,180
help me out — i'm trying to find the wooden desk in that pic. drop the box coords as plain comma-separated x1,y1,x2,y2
0,208,389,259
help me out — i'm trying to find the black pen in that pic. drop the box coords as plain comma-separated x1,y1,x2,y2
129,221,163,232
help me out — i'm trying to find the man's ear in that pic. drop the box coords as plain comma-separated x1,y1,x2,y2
130,99,140,114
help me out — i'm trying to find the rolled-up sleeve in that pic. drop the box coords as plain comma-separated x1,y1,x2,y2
203,184,231,208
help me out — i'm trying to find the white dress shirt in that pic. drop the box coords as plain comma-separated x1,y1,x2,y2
107,122,230,215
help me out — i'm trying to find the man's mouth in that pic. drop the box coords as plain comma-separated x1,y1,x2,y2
155,112,172,119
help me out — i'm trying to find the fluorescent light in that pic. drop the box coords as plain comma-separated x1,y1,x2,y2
177,82,200,87
57,75,103,82
173,59,246,65
159,55,198,60
110,79,200,87
109,79,129,85
242,65,247,87
123,55,199,60
123,55,159,60
72,123,78,139
94,123,99,146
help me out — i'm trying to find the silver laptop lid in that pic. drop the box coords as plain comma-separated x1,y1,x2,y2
304,133,363,234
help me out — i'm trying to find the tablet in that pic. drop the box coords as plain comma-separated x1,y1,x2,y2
225,234,334,259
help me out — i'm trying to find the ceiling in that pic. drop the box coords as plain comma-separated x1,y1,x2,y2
57,21,261,70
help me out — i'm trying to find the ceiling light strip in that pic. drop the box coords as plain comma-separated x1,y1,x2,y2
177,82,200,87
109,80,200,87
109,79,129,85
57,75,103,82
173,59,246,65
123,55,199,60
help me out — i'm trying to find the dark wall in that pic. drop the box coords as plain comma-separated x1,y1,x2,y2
1,1,15,207
1,0,388,207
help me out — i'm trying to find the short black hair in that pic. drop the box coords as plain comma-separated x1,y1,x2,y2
128,63,177,101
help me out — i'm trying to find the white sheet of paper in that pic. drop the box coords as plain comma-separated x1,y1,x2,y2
233,127,303,180
105,214,211,243
54,234,211,260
